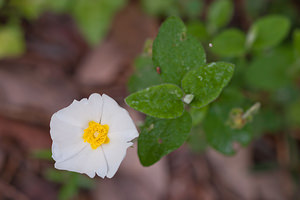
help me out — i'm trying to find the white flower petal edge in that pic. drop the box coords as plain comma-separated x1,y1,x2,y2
50,93,103,163
50,93,138,178
101,94,139,178
53,93,103,128
50,119,86,163
101,94,138,141
55,145,108,178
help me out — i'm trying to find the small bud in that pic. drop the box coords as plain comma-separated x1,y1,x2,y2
183,94,194,104
227,102,261,130
227,108,245,129
242,102,261,120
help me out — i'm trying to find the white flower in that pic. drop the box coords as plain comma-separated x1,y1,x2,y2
50,93,138,178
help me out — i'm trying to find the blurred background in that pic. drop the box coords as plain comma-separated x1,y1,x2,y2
0,0,299,199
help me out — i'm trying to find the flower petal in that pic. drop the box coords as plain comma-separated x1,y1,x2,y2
100,94,138,178
52,141,87,163
55,145,108,178
50,114,84,142
54,93,103,128
101,138,133,178
50,114,87,162
50,93,138,179
50,93,103,164
101,94,138,141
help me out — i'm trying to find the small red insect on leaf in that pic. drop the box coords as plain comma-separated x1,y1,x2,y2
156,67,161,74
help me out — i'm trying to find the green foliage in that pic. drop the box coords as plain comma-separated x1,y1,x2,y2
182,62,235,108
32,152,94,200
126,0,299,169
45,169,94,200
286,99,300,129
179,0,203,19
152,16,206,86
190,106,209,126
211,29,246,57
141,0,174,16
252,108,283,135
125,84,184,119
245,0,268,18
128,55,162,93
58,174,78,200
141,0,203,19
127,16,239,165
31,149,52,160
292,30,300,77
248,15,291,50
5,0,300,193
0,0,127,59
188,125,207,152
271,86,299,105
45,0,72,13
9,0,46,19
138,111,192,166
245,46,294,91
0,25,25,58
294,29,300,57
204,105,253,155
71,0,126,45
45,169,94,189
207,0,234,33
203,88,253,155
187,21,209,42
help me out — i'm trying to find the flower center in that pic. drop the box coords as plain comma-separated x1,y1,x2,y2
83,121,110,149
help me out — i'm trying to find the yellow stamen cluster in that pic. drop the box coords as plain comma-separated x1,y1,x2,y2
83,121,110,149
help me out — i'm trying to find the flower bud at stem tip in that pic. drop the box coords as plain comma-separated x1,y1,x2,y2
183,94,194,104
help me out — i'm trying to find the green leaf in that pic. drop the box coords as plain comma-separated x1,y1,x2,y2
9,0,46,19
77,175,95,189
45,0,72,13
207,0,234,33
190,106,209,126
141,0,203,19
271,86,300,106
252,108,283,136
249,15,290,50
245,46,294,91
138,111,192,166
31,149,52,160
141,0,174,16
245,0,268,18
293,29,300,57
188,124,207,152
0,25,25,58
286,99,300,129
45,169,72,184
71,0,125,45
187,21,209,42
211,28,246,57
45,169,94,189
203,88,253,155
59,174,78,200
182,62,235,108
152,16,206,86
125,84,184,119
178,0,203,19
128,55,162,93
